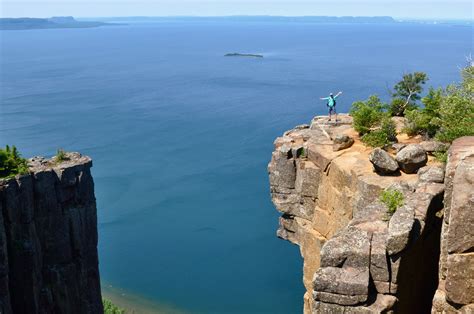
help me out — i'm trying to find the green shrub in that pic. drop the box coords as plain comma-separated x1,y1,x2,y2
350,95,386,135
361,130,389,147
361,117,397,147
0,145,29,179
434,83,474,143
56,149,69,162
379,189,404,215
103,299,124,314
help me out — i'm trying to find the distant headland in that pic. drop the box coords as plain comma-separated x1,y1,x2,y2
0,16,118,30
225,53,264,58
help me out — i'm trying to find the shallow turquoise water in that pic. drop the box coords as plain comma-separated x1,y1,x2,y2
0,21,471,313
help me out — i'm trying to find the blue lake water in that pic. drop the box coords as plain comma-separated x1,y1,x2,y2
0,21,472,313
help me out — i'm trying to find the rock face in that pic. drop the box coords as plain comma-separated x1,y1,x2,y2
432,137,474,313
396,144,428,174
369,148,399,174
269,116,474,314
0,153,103,314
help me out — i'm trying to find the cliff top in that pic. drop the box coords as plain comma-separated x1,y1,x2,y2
0,152,92,185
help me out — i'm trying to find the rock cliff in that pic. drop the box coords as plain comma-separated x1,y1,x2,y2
432,137,474,313
0,152,103,313
268,115,474,313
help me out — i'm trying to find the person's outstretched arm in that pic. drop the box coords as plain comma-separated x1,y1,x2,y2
320,97,329,100
334,91,343,98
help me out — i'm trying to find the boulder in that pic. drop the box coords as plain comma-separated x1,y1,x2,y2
387,205,415,255
332,134,354,152
392,143,407,153
419,140,448,154
417,166,445,183
396,144,427,174
369,148,399,174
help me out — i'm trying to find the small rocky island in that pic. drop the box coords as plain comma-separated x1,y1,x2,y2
224,53,264,58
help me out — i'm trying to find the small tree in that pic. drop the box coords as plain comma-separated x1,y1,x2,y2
0,145,29,178
390,72,428,116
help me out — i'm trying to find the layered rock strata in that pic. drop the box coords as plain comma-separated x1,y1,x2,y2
432,137,474,313
0,153,103,314
269,115,450,313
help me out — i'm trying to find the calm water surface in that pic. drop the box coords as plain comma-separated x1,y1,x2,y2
0,21,471,313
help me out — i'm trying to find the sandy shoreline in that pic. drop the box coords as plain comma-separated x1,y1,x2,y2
101,283,186,314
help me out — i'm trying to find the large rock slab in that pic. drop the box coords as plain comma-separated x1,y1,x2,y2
320,227,371,268
445,253,474,305
396,144,427,174
313,267,369,296
417,166,445,183
387,205,415,255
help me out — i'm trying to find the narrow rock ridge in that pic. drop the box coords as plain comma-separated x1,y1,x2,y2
0,152,103,314
268,115,473,313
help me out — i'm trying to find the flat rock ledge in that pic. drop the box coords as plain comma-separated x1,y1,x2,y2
269,115,474,313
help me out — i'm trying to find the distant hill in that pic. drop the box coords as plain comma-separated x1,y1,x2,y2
0,16,115,30
84,15,398,24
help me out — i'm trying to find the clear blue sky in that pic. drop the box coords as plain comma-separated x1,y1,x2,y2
1,0,472,19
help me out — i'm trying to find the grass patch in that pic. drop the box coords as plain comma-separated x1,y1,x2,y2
380,189,404,215
55,149,69,163
433,150,448,163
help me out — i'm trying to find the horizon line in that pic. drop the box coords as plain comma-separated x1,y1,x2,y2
2,15,472,21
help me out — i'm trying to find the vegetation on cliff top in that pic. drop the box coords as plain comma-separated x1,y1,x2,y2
0,145,29,179
350,64,473,147
404,65,474,142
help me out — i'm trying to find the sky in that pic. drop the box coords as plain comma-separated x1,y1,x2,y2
0,0,473,19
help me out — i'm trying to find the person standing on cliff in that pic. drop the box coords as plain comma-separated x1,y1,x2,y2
320,91,342,121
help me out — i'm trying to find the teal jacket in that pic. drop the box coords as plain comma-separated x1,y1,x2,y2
321,95,339,107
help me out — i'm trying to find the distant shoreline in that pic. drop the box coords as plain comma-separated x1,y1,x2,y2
0,16,121,30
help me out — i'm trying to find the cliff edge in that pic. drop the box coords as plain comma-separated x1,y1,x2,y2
0,152,103,313
268,115,474,313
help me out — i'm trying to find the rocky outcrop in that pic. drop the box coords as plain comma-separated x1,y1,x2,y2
432,137,474,313
0,153,103,314
268,115,463,313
